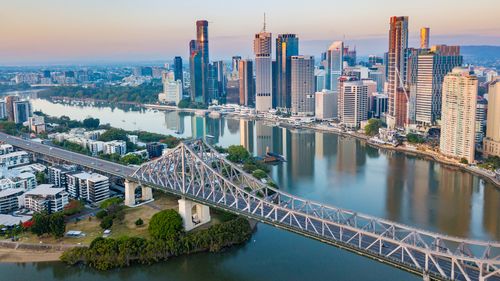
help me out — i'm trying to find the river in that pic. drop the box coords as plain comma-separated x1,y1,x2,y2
2,97,500,281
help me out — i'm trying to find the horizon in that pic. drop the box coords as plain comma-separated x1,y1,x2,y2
1,0,499,65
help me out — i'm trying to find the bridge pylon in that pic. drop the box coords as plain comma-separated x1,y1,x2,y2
178,197,211,231
124,179,153,207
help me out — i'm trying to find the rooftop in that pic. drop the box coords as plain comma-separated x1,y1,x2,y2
25,184,65,196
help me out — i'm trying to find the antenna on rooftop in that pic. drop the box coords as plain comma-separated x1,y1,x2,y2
263,13,267,32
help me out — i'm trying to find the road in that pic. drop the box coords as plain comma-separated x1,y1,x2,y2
0,132,136,177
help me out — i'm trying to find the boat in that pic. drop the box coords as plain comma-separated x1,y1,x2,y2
262,147,286,163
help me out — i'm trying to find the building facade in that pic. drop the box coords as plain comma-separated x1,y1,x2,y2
254,27,273,112
238,59,255,107
189,20,210,104
275,34,299,109
291,56,315,116
315,90,337,120
326,41,343,92
439,68,478,163
484,77,500,157
339,78,375,128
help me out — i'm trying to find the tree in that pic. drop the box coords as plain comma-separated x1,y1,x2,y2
148,210,183,240
252,169,267,180
49,213,66,238
96,210,108,219
36,172,47,184
98,128,128,142
364,118,384,137
135,218,144,226
120,154,143,165
100,216,113,229
226,145,250,163
460,158,469,165
83,117,100,129
406,133,426,144
177,99,190,109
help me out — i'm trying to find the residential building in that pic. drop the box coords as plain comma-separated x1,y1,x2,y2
5,96,19,122
291,56,315,116
0,100,6,119
0,168,36,191
103,140,126,156
326,41,343,92
0,151,31,168
386,16,409,129
0,144,14,155
48,165,76,188
24,184,69,213
239,59,255,107
275,34,299,109
439,67,478,163
13,100,31,124
146,142,164,159
476,97,487,144
254,23,273,112
67,172,109,203
28,115,46,134
0,189,24,214
315,90,337,120
315,68,326,92
484,77,500,157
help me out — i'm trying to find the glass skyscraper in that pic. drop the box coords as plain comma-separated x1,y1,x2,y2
275,34,299,109
189,20,210,104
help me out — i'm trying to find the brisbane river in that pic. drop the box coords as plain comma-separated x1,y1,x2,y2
2,98,500,281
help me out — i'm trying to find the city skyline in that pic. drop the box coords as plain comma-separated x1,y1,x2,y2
1,0,499,65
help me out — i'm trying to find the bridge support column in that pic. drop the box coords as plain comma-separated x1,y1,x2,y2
141,187,153,202
178,198,211,231
422,272,430,281
124,180,138,207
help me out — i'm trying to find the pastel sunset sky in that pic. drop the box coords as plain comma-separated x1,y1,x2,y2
1,0,499,64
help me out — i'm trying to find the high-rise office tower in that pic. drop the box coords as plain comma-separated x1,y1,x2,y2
291,55,315,116
387,16,409,129
338,77,376,128
476,97,487,144
344,45,356,67
440,67,478,163
238,59,255,107
232,56,242,73
189,20,210,104
420,27,430,49
326,41,344,92
254,19,273,112
276,34,299,109
484,77,500,157
214,61,226,99
173,56,183,88
13,100,32,124
414,45,462,126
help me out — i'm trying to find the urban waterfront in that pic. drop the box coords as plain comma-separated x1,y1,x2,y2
0,98,492,280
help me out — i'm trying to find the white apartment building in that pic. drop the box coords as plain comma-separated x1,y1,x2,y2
0,151,31,168
24,184,69,213
483,77,500,157
315,90,338,120
67,172,109,203
291,55,315,116
159,72,182,105
0,188,25,214
439,67,478,163
338,78,377,128
103,140,127,155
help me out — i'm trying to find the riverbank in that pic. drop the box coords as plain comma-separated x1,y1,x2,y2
0,240,75,262
145,103,500,189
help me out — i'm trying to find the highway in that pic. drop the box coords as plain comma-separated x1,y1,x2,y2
0,132,136,177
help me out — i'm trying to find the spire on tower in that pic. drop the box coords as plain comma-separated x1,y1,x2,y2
263,13,266,32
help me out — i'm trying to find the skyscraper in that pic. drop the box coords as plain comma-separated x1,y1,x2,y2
254,19,273,112
5,95,19,122
338,77,376,128
440,67,478,163
420,27,430,49
326,41,344,92
13,100,32,124
291,55,315,116
232,56,242,73
276,34,299,109
173,56,183,88
214,61,227,99
414,45,463,126
238,59,255,107
387,16,409,129
484,77,500,157
189,20,210,104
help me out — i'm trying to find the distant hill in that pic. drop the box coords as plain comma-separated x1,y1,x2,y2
460,45,500,69
461,45,500,59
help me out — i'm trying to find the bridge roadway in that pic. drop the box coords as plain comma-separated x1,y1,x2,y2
1,133,499,280
0,132,135,177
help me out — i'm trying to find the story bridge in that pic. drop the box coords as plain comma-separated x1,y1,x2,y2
129,139,500,281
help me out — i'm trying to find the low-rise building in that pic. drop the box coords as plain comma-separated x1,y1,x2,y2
146,142,164,159
0,144,14,155
0,188,24,214
127,135,138,145
48,165,77,189
0,151,31,168
103,140,127,156
24,184,69,213
28,115,46,134
67,172,109,203
0,168,37,191
315,90,338,120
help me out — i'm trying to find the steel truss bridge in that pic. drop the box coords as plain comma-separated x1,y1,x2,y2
131,139,500,281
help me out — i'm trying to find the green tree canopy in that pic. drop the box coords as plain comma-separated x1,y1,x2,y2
226,145,250,163
83,117,100,129
364,118,385,137
148,210,183,240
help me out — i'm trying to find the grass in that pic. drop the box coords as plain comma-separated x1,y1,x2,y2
17,191,229,245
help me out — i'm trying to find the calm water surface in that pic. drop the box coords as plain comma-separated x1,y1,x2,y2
3,98,498,281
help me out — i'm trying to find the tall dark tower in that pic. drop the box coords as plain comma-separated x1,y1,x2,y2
275,34,299,109
173,56,183,87
189,20,210,104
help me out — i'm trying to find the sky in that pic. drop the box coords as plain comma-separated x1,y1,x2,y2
1,0,499,65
